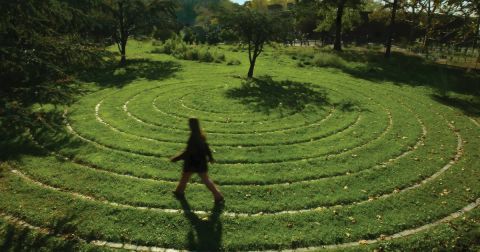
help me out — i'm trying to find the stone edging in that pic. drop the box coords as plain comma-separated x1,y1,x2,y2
9,120,461,217
2,196,479,251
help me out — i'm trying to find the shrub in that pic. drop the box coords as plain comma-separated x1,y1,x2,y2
151,46,165,54
152,40,163,46
172,43,188,59
0,162,7,177
215,52,226,62
113,68,127,76
227,59,241,65
366,43,384,50
198,49,214,62
300,50,315,59
185,48,199,61
152,38,227,64
158,36,186,55
312,53,347,68
153,29,176,41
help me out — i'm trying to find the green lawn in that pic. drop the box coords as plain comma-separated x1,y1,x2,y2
1,40,479,251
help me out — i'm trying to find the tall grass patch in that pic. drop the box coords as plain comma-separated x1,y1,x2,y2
152,38,228,64
312,53,347,68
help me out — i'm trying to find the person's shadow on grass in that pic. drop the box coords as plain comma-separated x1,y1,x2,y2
178,198,224,251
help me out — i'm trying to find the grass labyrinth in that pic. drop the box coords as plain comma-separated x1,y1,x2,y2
1,43,480,251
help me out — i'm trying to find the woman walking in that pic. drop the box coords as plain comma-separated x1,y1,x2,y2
171,118,224,203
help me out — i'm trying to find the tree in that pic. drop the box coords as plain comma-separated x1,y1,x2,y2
104,0,176,65
385,0,400,57
177,0,197,26
416,0,446,56
316,1,363,47
249,0,270,10
333,0,347,50
469,1,480,52
294,0,320,44
319,0,364,51
449,0,480,52
277,10,297,45
222,7,281,78
0,0,107,140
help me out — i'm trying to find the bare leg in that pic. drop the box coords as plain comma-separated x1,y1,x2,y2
198,172,223,200
175,172,193,194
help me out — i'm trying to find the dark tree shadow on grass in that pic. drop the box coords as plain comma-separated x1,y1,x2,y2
78,59,181,88
340,51,480,117
0,213,81,251
1,58,184,158
0,140,42,162
0,110,89,164
333,50,480,96
300,49,479,117
431,94,480,117
178,198,224,251
334,99,366,112
0,110,67,161
225,76,330,115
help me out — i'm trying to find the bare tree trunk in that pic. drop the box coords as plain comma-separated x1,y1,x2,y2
117,1,128,65
247,45,259,78
423,0,432,57
120,40,127,65
247,42,264,78
385,0,398,58
334,0,346,51
475,54,479,70
473,15,480,53
247,60,256,78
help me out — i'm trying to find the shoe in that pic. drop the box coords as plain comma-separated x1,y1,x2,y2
172,191,185,200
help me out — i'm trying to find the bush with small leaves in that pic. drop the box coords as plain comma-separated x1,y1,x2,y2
227,59,241,65
215,52,226,62
312,53,347,68
152,39,228,64
185,48,199,61
198,49,214,62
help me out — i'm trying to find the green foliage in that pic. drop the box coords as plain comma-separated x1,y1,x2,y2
292,0,319,38
0,163,7,177
198,48,214,62
101,0,177,64
152,38,226,63
221,6,284,77
0,222,84,251
154,36,184,54
153,28,177,41
315,6,362,33
215,52,226,62
221,7,282,47
176,0,236,27
287,47,347,68
227,59,242,65
312,53,347,68
0,0,108,140
1,40,480,251
185,48,200,61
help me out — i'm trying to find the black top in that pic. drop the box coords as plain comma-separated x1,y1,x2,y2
182,136,213,173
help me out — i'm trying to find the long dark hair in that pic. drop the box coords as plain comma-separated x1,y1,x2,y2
188,118,206,147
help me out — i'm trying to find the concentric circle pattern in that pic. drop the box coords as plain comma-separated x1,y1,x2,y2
1,57,479,251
